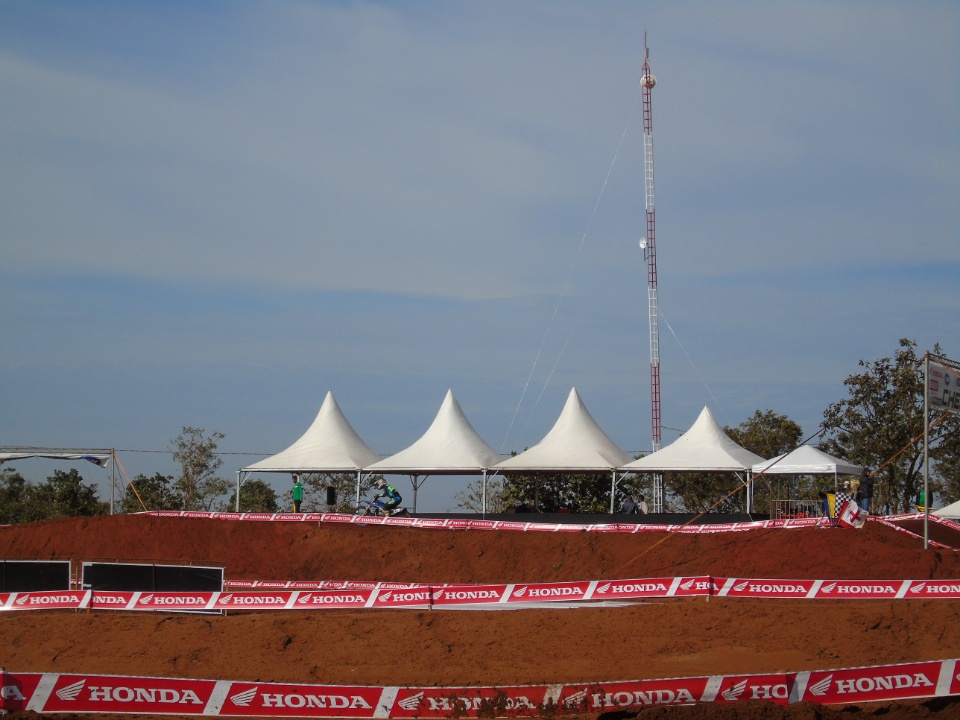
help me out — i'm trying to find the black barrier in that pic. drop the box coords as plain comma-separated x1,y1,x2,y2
1,560,71,592
81,562,223,592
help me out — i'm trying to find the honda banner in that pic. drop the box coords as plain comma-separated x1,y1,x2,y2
4,660,957,717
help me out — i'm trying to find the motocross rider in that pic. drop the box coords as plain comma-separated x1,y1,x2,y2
372,478,402,515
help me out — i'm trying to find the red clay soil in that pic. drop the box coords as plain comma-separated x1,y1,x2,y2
2,514,960,720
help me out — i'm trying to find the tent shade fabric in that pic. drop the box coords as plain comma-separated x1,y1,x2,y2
241,391,381,473
365,390,502,474
751,445,861,476
0,448,113,468
620,406,764,472
494,388,632,472
933,501,960,518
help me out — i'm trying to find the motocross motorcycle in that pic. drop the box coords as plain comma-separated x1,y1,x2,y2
356,499,410,518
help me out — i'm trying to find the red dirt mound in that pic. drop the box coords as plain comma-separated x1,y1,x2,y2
2,514,960,720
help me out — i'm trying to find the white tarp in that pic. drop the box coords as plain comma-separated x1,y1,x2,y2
365,389,502,474
241,391,381,473
751,445,861,476
494,388,632,472
0,448,113,468
620,406,764,472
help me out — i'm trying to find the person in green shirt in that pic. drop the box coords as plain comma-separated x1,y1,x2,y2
292,474,304,513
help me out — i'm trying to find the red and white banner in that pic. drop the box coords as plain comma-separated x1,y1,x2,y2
4,575,960,615
141,509,960,555
3,660,957,716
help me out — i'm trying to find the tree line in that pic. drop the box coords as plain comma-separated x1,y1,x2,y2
2,339,957,524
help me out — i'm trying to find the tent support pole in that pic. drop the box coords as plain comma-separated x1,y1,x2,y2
110,451,116,515
482,470,488,518
610,470,618,514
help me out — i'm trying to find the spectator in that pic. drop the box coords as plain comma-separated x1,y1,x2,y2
858,468,875,513
291,474,304,513
620,495,639,514
637,495,649,514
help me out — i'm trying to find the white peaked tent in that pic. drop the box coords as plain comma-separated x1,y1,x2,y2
238,391,381,510
620,406,766,512
364,389,503,513
494,388,633,512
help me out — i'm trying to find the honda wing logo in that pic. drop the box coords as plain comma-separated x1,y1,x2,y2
56,680,86,701
808,675,833,696
564,688,589,707
680,579,695,591
398,692,424,711
721,679,748,701
140,594,154,604
596,583,611,594
910,583,926,594
230,687,258,707
820,583,837,594
299,593,313,604
733,581,749,592
513,587,528,598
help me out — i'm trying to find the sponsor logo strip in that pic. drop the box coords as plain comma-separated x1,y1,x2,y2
3,660,959,717
6,576,960,616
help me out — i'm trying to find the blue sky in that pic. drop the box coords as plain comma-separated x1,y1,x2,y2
2,1,957,512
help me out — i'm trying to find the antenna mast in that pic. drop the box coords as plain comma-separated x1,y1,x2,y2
640,35,665,512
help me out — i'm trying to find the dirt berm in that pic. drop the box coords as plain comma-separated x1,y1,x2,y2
2,514,960,719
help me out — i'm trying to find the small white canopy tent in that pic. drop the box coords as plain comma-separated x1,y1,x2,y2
493,388,633,512
933,501,960,518
752,445,861,515
364,389,503,513
620,406,766,512
238,391,381,510
752,445,860,480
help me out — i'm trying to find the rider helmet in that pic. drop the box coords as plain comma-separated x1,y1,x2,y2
375,478,387,489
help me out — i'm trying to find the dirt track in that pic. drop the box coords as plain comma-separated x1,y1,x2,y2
2,514,960,719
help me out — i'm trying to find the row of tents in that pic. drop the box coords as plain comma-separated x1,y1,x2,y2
238,388,866,512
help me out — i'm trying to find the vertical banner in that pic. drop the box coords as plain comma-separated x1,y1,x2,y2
927,357,960,415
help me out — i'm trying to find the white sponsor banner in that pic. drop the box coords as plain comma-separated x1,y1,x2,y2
928,359,960,414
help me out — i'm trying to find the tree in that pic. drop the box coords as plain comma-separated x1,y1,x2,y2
170,427,229,510
500,472,614,513
934,420,960,504
454,477,507,513
120,473,183,513
820,339,960,513
0,468,30,524
30,468,107,519
727,409,804,514
225,478,279,513
300,472,381,513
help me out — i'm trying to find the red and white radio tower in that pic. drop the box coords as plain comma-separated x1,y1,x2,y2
640,37,664,512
